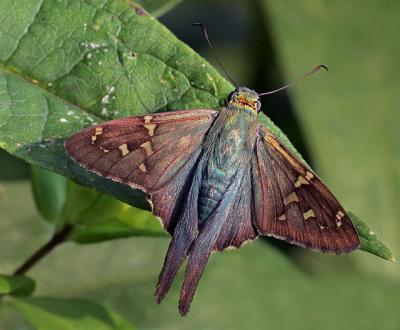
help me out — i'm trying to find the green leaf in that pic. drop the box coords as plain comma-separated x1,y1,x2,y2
0,0,230,210
349,213,396,262
30,166,165,241
135,0,184,17
10,297,135,330
31,166,68,228
0,149,30,180
0,0,390,260
0,275,35,297
63,181,166,243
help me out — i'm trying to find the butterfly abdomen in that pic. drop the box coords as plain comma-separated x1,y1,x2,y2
198,168,228,223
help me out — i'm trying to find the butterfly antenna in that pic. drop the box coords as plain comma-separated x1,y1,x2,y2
258,64,328,96
193,23,238,88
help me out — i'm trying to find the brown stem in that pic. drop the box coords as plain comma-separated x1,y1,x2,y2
13,224,74,276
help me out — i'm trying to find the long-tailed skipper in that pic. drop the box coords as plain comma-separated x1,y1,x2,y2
64,25,360,315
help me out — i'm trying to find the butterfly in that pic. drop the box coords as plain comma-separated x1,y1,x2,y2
64,84,360,315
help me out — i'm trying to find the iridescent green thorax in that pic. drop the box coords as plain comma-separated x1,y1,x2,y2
226,87,260,114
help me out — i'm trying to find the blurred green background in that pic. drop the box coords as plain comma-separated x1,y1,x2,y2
0,0,399,329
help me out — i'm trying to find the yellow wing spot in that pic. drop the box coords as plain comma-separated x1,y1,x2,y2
305,171,314,180
284,192,299,206
144,124,156,137
303,209,315,220
144,115,153,123
279,214,287,221
335,211,345,228
336,210,345,220
139,163,147,172
91,127,103,144
118,144,130,156
294,175,309,188
140,141,153,157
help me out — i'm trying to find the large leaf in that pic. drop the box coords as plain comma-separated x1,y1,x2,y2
0,0,392,258
0,275,35,297
0,0,229,210
10,297,134,330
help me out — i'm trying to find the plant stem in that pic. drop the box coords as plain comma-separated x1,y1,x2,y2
13,224,74,276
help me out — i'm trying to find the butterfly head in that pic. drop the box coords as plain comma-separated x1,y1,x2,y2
227,87,261,113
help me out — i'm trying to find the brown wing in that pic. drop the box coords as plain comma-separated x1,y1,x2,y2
65,109,218,232
214,166,258,251
252,125,360,254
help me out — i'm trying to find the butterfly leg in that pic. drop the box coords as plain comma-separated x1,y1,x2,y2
155,168,203,303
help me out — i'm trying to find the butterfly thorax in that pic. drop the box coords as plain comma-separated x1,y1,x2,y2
198,103,258,224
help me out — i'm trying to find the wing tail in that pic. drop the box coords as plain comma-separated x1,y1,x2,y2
155,163,203,303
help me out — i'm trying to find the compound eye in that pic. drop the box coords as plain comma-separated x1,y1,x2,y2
225,90,237,106
227,90,237,101
256,100,262,112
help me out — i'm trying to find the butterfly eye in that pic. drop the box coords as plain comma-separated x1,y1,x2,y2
227,90,237,101
225,90,237,106
256,100,262,112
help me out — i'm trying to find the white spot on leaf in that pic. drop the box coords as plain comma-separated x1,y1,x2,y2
101,95,110,104
101,108,108,116
90,42,100,49
106,86,115,94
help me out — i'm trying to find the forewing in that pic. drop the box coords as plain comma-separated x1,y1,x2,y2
65,109,218,232
252,125,360,254
65,109,217,192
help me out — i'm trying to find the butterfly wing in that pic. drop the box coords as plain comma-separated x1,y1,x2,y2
213,165,258,251
252,125,360,254
65,109,218,232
